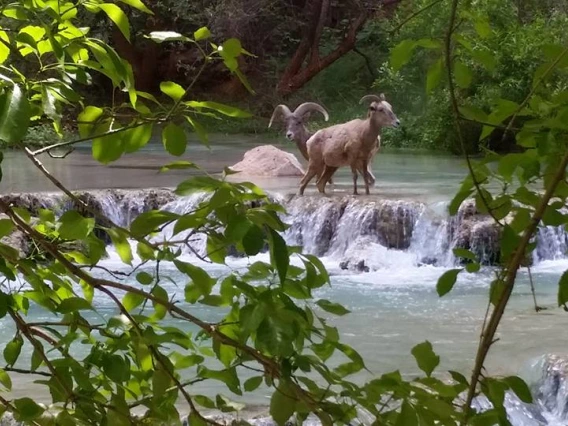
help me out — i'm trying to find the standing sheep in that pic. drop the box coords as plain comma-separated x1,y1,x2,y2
298,94,400,196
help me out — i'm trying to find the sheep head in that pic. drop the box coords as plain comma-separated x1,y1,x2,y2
360,94,400,129
268,102,329,141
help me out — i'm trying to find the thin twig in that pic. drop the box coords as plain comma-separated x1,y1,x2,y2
499,46,568,145
444,0,503,226
462,149,568,422
3,367,51,377
31,122,149,156
390,0,444,34
527,266,545,312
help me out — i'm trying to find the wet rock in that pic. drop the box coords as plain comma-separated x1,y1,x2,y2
284,196,347,256
451,200,501,265
530,354,568,420
371,200,421,250
339,259,370,273
229,145,305,177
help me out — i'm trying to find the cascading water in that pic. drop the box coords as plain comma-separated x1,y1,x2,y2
4,189,568,268
3,189,568,425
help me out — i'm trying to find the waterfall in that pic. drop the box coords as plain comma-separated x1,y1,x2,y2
3,189,568,271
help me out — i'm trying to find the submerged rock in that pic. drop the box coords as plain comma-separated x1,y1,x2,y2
229,145,305,177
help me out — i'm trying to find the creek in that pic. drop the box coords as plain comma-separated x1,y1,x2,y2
1,136,567,425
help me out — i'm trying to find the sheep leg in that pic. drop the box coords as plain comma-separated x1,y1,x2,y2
361,164,372,195
351,165,359,195
317,165,338,193
298,163,319,195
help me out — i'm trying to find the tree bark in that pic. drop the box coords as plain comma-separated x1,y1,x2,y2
277,0,402,96
277,9,367,96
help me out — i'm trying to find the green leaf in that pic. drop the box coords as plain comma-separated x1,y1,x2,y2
396,401,418,426
92,130,125,164
426,58,443,93
222,38,242,58
174,354,204,369
416,38,441,49
57,297,93,313
268,229,288,285
186,116,209,145
58,211,95,240
187,412,207,426
0,219,13,238
122,292,144,311
147,31,190,43
557,270,568,306
316,299,350,316
454,61,473,88
159,161,198,173
270,382,296,426
31,347,42,371
242,225,265,256
0,84,31,144
118,0,153,14
390,39,417,71
136,272,153,285
501,225,520,261
466,262,480,273
186,101,252,118
4,336,23,366
130,210,179,237
459,105,487,122
194,27,211,41
107,228,132,265
474,18,491,38
449,188,473,215
453,248,476,261
99,3,130,41
471,49,497,72
123,123,153,153
198,367,241,395
244,376,263,392
175,176,222,195
411,341,440,377
78,106,104,138
436,268,462,297
162,122,187,156
103,354,129,383
0,31,9,65
14,398,45,422
504,376,532,403
160,81,186,102
0,369,12,391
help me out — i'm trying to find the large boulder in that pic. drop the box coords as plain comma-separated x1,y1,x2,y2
229,145,305,177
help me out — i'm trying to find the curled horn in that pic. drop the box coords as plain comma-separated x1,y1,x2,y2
293,102,329,121
359,94,384,105
268,104,293,128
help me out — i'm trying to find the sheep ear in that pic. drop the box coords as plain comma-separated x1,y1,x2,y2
379,93,386,101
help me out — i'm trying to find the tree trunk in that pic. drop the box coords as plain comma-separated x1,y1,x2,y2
111,17,162,93
277,11,367,96
277,0,402,96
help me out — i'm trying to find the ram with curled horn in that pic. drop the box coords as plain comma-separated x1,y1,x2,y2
299,93,400,196
268,102,330,161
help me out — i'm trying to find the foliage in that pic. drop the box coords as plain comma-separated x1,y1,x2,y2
381,0,568,153
1,0,567,425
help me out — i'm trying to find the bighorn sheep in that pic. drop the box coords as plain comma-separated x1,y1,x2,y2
298,94,400,196
268,102,379,186
268,102,329,161
269,102,339,185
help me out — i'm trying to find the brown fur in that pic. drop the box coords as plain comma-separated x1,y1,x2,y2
299,94,399,196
